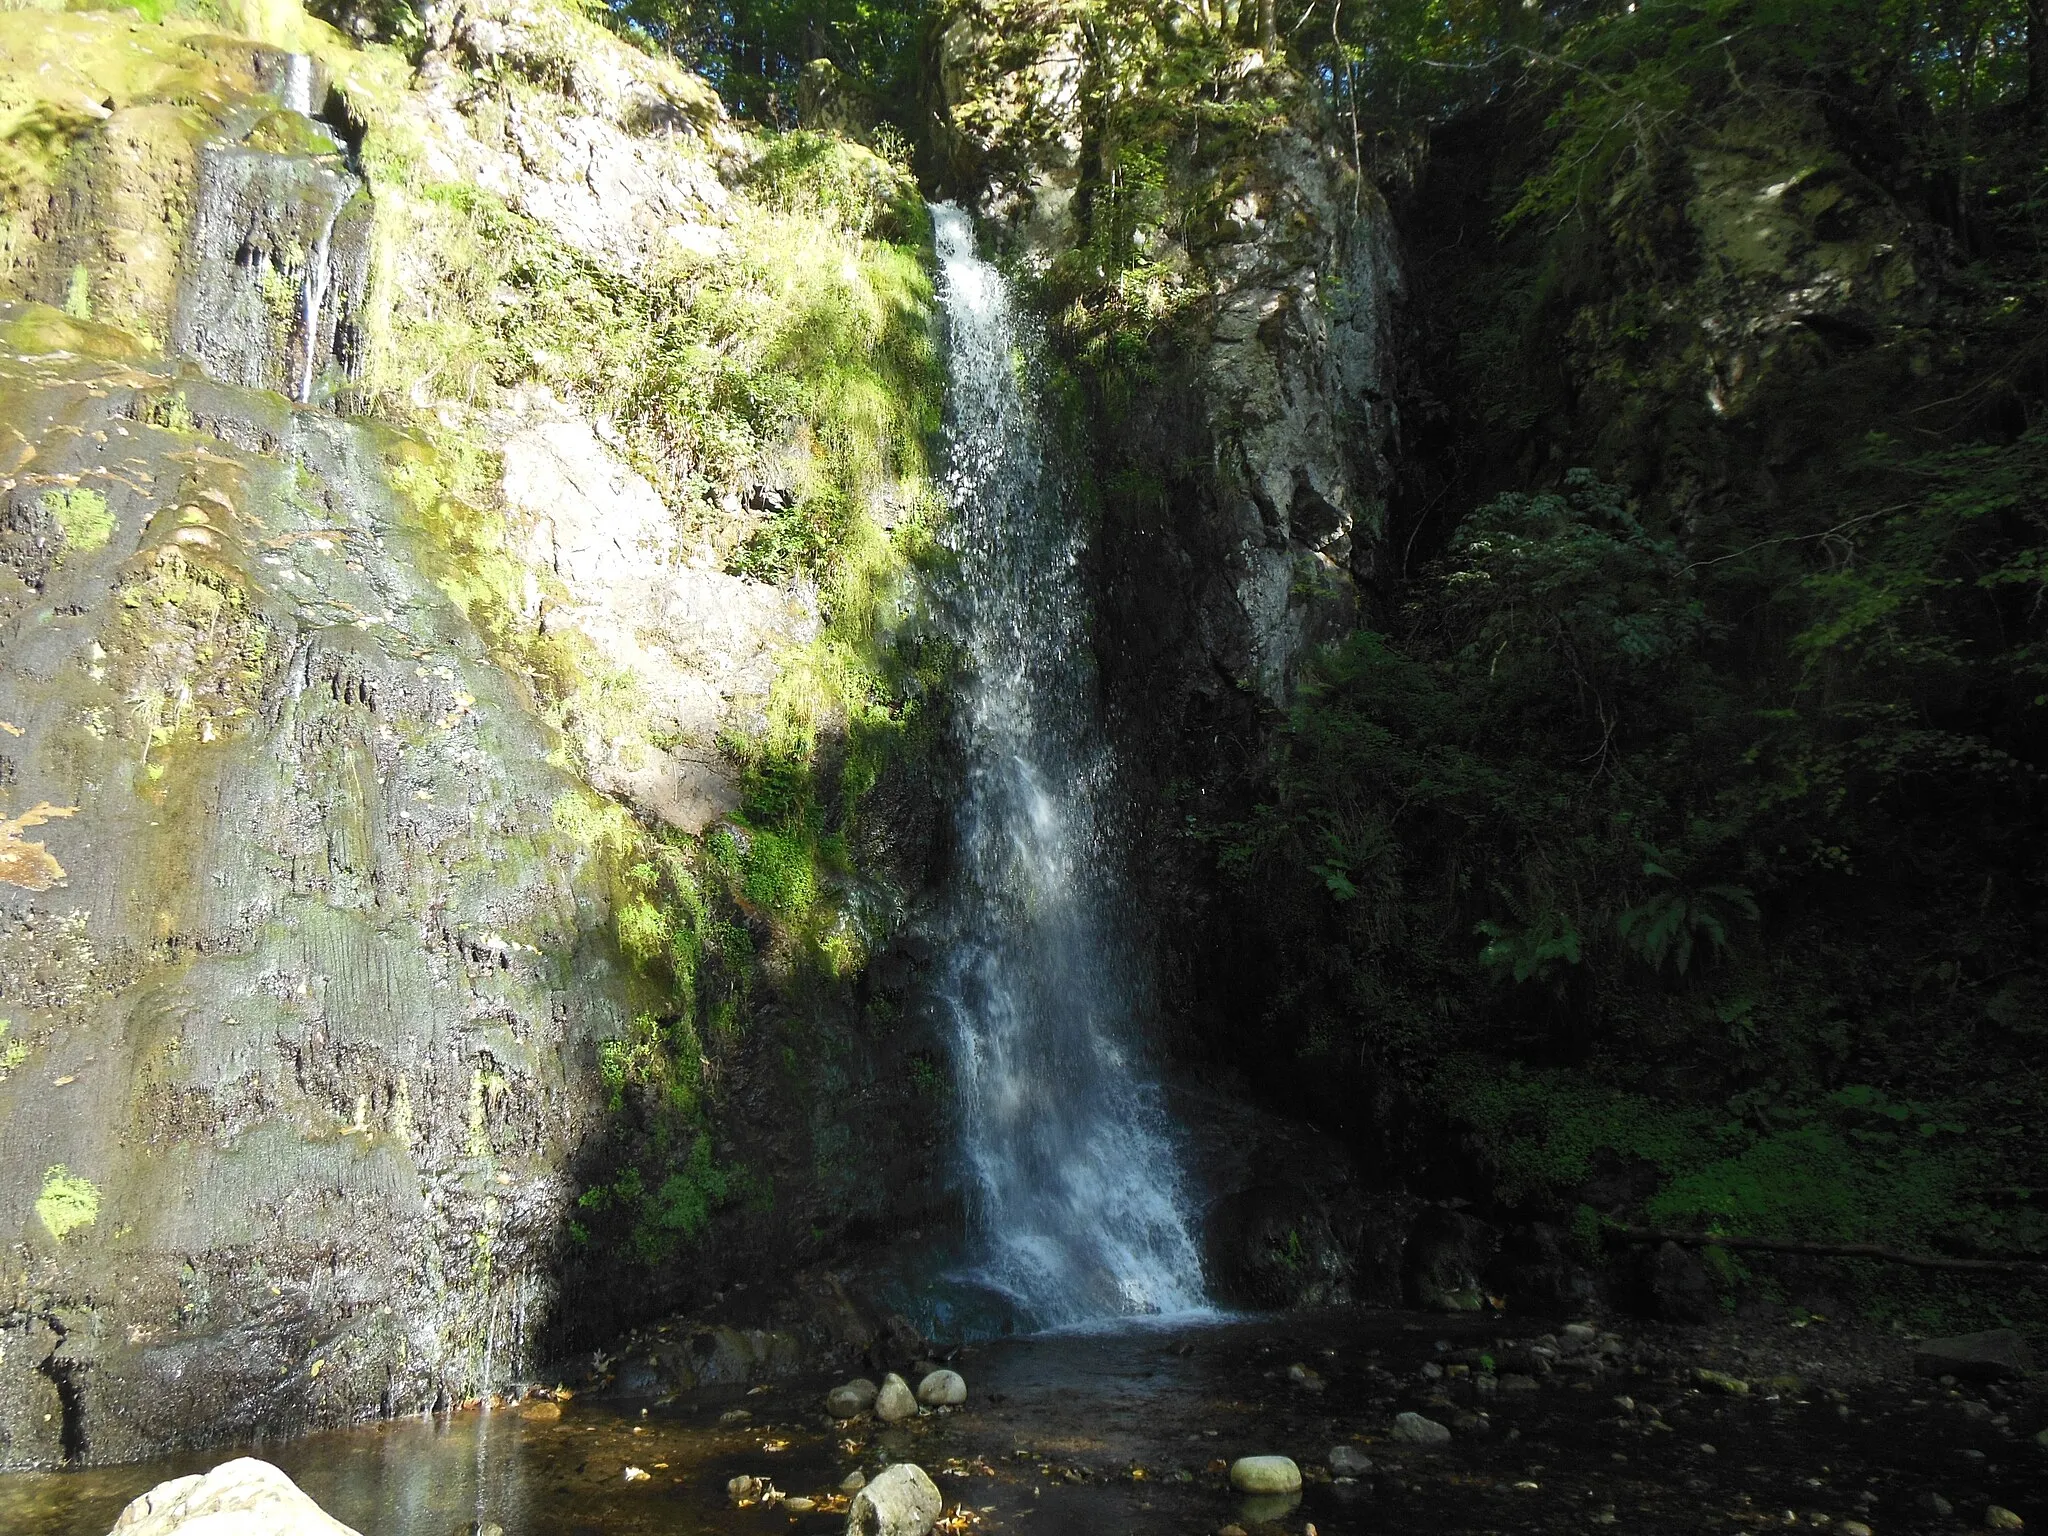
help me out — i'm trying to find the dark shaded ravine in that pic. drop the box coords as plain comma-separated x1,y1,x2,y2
7,1310,2044,1535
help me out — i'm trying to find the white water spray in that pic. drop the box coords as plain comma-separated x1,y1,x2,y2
929,203,1208,1328
280,52,315,117
297,205,337,403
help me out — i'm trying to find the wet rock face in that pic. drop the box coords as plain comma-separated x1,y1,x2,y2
1,27,371,406
1188,116,1402,704
1177,1083,1412,1310
0,324,623,1468
1402,1208,1498,1313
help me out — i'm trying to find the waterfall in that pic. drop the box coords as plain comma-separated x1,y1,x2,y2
928,203,1209,1329
169,53,366,402
297,205,337,403
281,52,315,117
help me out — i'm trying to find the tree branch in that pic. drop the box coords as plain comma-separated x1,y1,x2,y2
1609,1226,2048,1274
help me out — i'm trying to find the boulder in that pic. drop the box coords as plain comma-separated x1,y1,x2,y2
828,1378,879,1418
1646,1241,1717,1324
874,1372,918,1423
1228,1456,1302,1494
1404,1208,1498,1312
1913,1329,2035,1382
107,1458,361,1536
1390,1411,1452,1446
916,1369,967,1406
845,1462,943,1536
1328,1444,1373,1477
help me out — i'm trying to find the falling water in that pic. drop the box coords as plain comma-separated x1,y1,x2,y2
169,51,363,402
280,51,315,117
297,205,337,403
281,51,336,403
928,203,1208,1329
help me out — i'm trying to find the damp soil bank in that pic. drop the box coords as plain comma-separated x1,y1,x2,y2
4,1309,2043,1536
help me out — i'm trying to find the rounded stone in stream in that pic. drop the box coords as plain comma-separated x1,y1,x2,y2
108,1458,362,1536
846,1462,943,1536
1229,1455,1302,1493
1391,1411,1453,1445
829,1378,879,1418
875,1372,918,1422
916,1368,967,1406
1328,1444,1373,1477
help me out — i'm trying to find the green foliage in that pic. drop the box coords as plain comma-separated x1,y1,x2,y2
1616,852,1757,976
742,826,820,917
1438,1059,1995,1258
1216,424,2044,1278
600,0,928,126
1475,907,1581,985
576,1134,746,1264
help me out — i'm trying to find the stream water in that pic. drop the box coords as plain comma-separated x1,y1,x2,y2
924,203,1208,1330
9,1310,2042,1535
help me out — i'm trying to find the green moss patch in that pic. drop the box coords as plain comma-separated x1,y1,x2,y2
42,485,113,550
35,1164,100,1240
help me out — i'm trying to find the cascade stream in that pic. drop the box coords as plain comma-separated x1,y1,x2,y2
171,52,365,403
927,204,1209,1329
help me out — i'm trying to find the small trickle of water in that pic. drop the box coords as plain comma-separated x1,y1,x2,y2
928,203,1208,1329
170,57,364,404
280,52,315,117
296,205,338,403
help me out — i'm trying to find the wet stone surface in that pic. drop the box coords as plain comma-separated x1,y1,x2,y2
2,1308,2044,1535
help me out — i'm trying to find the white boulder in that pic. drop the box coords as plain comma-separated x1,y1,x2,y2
845,1461,942,1536
1228,1455,1301,1493
916,1368,966,1406
106,1458,361,1536
873,1371,918,1423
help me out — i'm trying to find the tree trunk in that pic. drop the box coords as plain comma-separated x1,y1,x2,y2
1260,0,1277,52
1611,1226,2048,1275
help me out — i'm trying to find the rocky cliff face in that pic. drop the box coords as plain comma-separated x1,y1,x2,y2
0,0,949,1468
0,322,621,1466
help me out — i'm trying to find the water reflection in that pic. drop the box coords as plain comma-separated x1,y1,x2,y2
0,1399,849,1536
